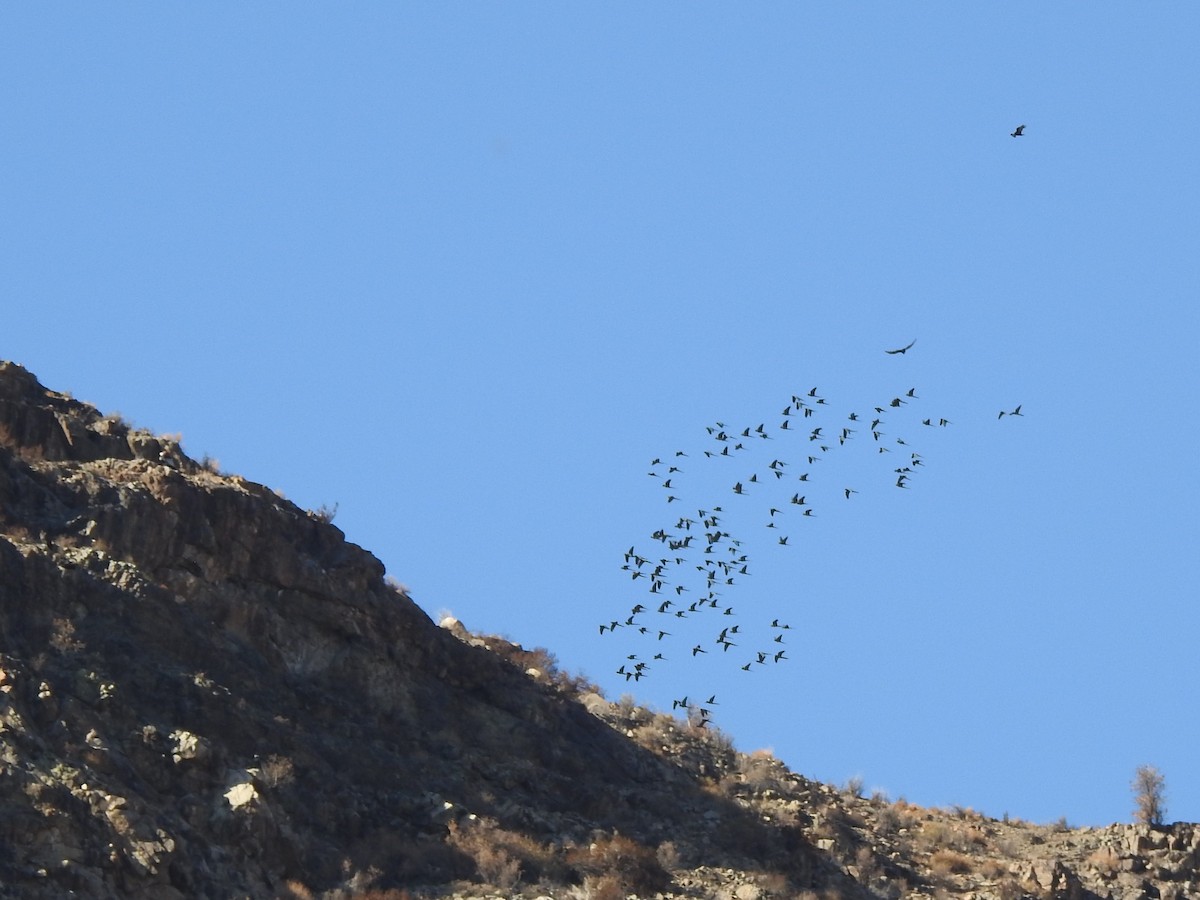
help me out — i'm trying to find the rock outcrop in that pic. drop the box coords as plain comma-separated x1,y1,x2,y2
1,359,1197,900
0,361,826,898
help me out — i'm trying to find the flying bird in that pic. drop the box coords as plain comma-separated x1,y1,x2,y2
885,339,916,355
1011,124,1026,137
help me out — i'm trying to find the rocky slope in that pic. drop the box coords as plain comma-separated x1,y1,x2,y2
0,360,1195,900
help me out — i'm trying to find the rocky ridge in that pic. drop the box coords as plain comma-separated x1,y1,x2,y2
0,360,1195,900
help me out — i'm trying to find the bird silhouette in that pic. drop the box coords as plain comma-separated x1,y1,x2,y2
885,339,916,355
1011,124,1026,137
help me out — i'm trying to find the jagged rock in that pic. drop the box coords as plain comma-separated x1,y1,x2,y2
1028,859,1083,899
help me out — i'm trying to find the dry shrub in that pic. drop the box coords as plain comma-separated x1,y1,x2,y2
656,840,681,871
484,637,601,695
632,722,668,751
449,817,569,885
814,805,865,846
875,804,907,836
1132,764,1167,826
445,818,523,889
568,833,670,895
308,503,338,524
580,873,625,900
963,825,990,848
261,753,295,788
929,848,974,876
854,845,880,883
737,753,786,791
979,859,1009,879
919,820,970,852
282,880,313,899
50,617,83,653
755,871,792,896
474,844,520,889
1086,847,1120,874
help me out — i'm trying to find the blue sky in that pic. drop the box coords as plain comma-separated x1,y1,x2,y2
3,6,1197,827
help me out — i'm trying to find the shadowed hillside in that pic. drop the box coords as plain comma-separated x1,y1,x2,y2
0,360,1196,900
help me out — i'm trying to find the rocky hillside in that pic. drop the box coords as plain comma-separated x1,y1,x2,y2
0,360,1196,900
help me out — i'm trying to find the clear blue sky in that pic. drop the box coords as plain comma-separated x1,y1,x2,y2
4,6,1197,827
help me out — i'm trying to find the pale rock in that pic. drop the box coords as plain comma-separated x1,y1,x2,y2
169,730,210,765
224,781,258,810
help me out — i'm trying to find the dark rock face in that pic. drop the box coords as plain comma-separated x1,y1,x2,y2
0,362,822,899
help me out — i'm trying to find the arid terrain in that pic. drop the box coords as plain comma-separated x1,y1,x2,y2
0,360,1195,899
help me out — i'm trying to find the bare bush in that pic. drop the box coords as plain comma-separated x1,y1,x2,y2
50,617,84,653
875,804,905,836
308,503,338,524
656,840,681,871
854,845,880,883
1132,764,1167,826
261,754,295,788
445,818,522,889
445,816,568,887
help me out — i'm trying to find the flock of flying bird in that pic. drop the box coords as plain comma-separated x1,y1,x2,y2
602,338,1025,722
